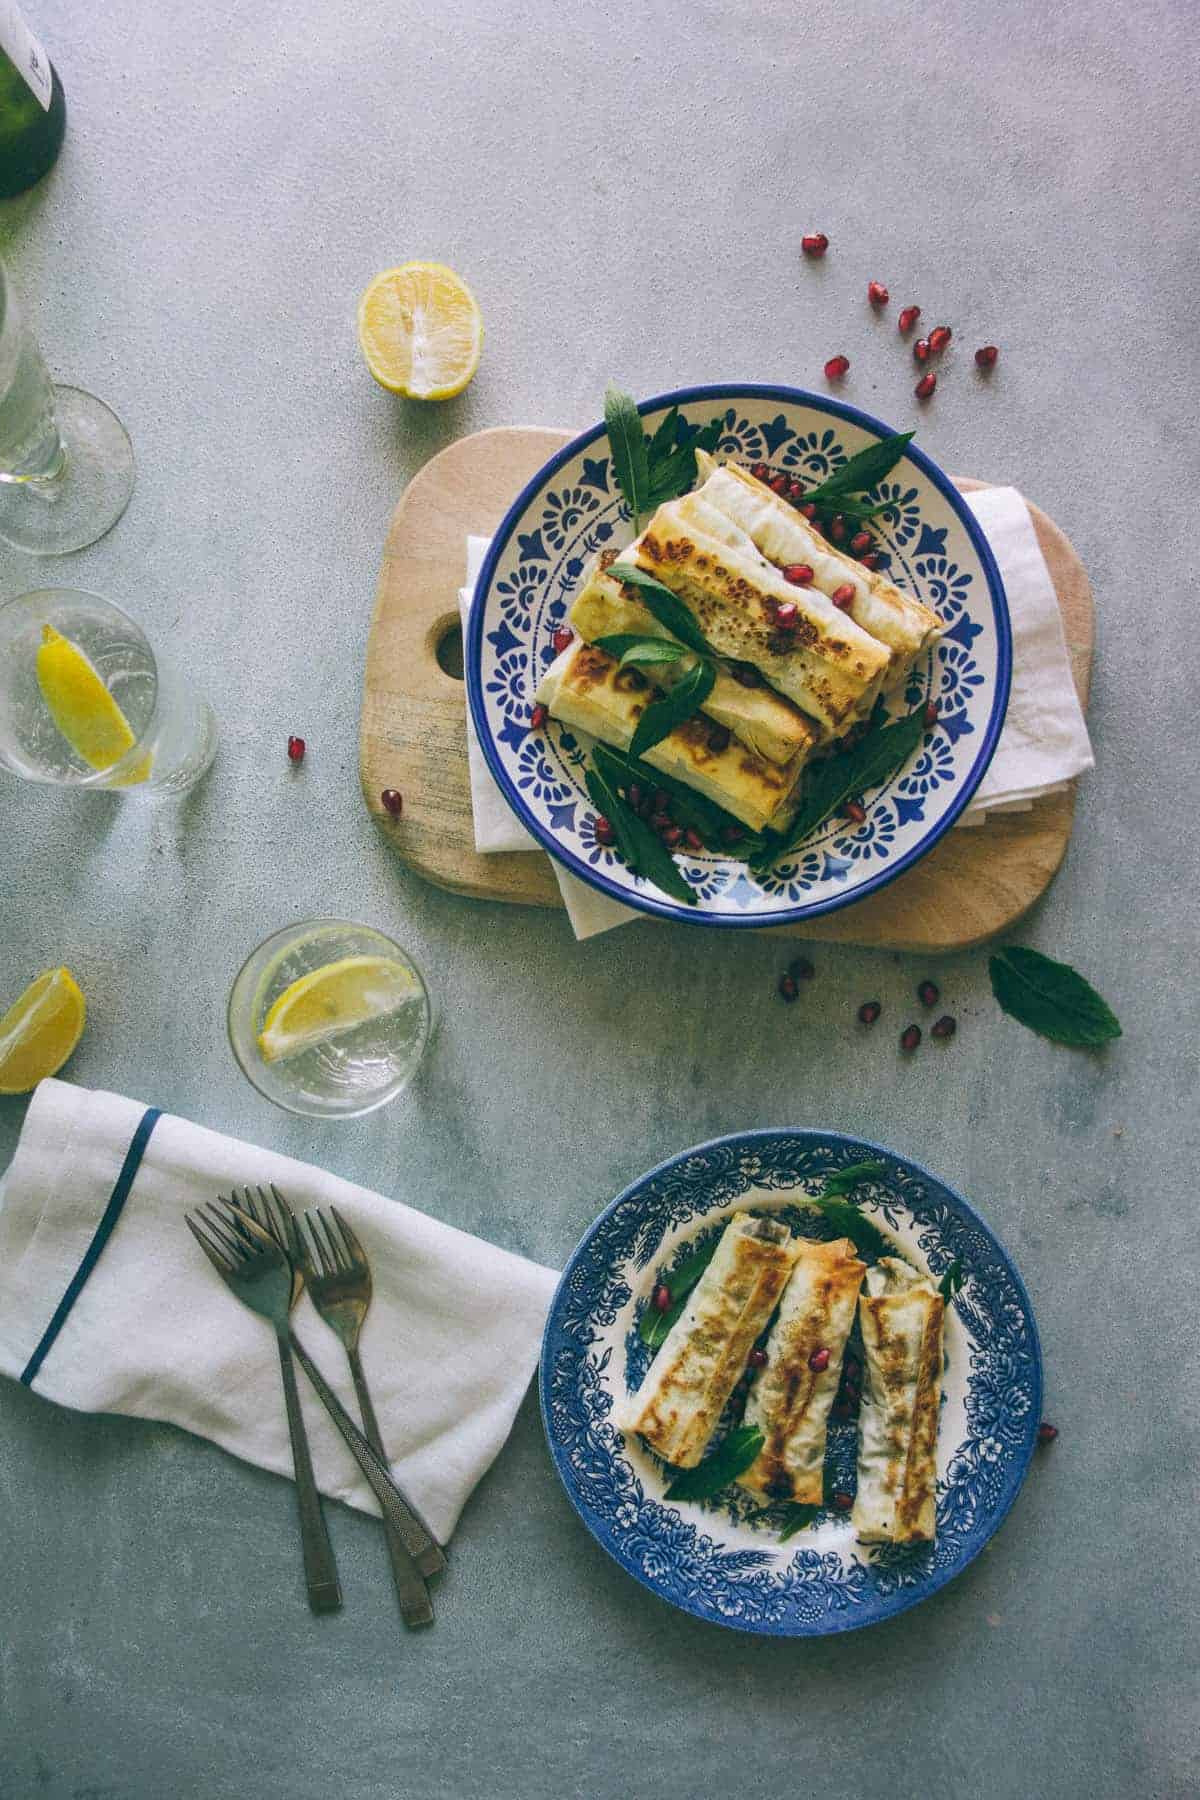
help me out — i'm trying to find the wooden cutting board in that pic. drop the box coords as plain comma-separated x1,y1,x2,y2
359,427,1094,950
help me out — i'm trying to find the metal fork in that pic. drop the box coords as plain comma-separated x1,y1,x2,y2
185,1202,342,1615
218,1190,447,1583
297,1205,433,1627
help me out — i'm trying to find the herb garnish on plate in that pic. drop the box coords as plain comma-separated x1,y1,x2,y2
664,1425,764,1502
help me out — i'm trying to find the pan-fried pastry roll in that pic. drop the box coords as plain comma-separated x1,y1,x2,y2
536,639,807,835
624,499,891,738
693,453,944,692
739,1236,867,1504
569,550,819,769
620,1213,799,1469
852,1258,944,1544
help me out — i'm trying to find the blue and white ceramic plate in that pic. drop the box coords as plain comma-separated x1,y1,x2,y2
540,1130,1042,1635
466,384,1012,929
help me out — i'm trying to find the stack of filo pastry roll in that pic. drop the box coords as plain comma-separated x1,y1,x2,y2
621,1217,945,1544
536,454,944,838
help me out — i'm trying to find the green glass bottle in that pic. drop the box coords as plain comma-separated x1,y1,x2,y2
0,4,66,198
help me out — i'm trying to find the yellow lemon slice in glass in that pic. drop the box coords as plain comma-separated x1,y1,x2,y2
0,967,87,1094
357,261,483,400
36,625,151,784
256,955,418,1063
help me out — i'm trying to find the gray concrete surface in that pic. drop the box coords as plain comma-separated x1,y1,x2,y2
1,1,1197,1796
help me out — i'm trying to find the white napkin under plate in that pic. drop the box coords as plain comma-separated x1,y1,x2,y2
461,486,1094,935
0,1080,558,1543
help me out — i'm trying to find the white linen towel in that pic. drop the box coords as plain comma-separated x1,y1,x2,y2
462,486,1094,934
0,1079,558,1543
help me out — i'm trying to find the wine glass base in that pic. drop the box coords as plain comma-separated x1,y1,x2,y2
0,385,135,554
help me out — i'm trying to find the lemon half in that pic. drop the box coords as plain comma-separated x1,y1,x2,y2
35,625,150,784
256,955,417,1064
357,261,483,400
0,967,87,1094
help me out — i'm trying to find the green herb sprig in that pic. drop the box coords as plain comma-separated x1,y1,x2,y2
803,432,915,507
604,386,722,530
592,743,762,853
777,1503,823,1542
584,763,697,906
988,946,1121,1048
593,635,688,671
629,658,716,758
664,1425,764,1502
605,563,713,657
637,1234,721,1350
937,1259,965,1302
807,1162,896,1261
750,708,927,873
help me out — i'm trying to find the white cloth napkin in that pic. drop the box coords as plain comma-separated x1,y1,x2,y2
0,1080,557,1543
462,486,1093,934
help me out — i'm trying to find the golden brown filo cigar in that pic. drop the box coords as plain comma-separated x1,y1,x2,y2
738,1236,867,1504
852,1258,945,1543
619,1213,799,1469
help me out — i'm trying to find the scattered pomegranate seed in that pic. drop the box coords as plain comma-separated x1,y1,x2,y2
732,663,761,687
918,979,940,1008
843,799,867,825
707,722,731,753
924,699,939,727
831,583,856,610
751,462,770,482
931,1014,957,1040
748,1347,769,1369
552,626,574,654
649,812,671,832
858,999,882,1024
770,473,790,495
1037,1421,1059,1445
684,827,704,851
720,824,745,846
789,956,815,982
800,502,818,520
783,563,814,586
929,324,953,353
593,815,615,846
975,344,999,368
827,514,846,543
787,478,805,501
860,552,880,570
287,735,305,763
915,372,937,400
778,972,799,1003
808,1347,831,1373
801,232,829,257
824,354,850,380
628,781,643,810
913,337,932,363
867,280,889,306
850,530,872,556
774,600,799,630
662,825,683,848
898,304,921,334
529,704,548,730
651,1283,671,1313
900,1024,922,1052
832,1491,854,1512
380,788,403,817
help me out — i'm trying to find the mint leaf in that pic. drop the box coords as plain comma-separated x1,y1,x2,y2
638,1234,721,1349
751,708,926,872
607,563,712,657
937,1259,964,1302
593,634,688,670
629,658,716,757
805,431,915,503
821,1160,887,1198
664,1426,764,1501
809,1195,894,1262
989,946,1121,1048
585,762,696,905
604,385,651,529
591,743,761,852
777,1503,822,1541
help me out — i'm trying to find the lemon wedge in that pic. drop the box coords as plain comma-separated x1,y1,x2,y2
357,261,483,400
0,967,87,1094
256,955,417,1064
36,625,150,784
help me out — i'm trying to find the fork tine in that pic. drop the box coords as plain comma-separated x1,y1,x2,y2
315,1208,346,1274
298,1212,325,1276
235,1185,267,1231
186,1212,234,1275
329,1206,367,1271
269,1185,301,1262
202,1202,251,1263
217,1194,261,1248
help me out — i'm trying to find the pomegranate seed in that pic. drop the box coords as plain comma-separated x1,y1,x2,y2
924,699,939,727
832,1491,853,1512
654,789,670,813
831,583,856,610
1037,1421,1059,1445
552,626,574,654
900,1024,922,1052
783,563,814,586
651,1283,671,1313
787,478,805,501
684,827,704,851
628,782,643,810
800,502,818,520
774,600,799,630
801,232,829,257
707,722,731,753
789,956,815,982
898,304,921,334
858,999,882,1024
843,799,867,825
732,662,761,687
918,979,940,1007
751,462,770,481
867,280,889,306
975,344,999,368
649,812,671,831
830,515,848,544
748,1347,769,1369
769,473,789,496
380,788,403,817
915,372,937,400
850,530,872,555
824,354,850,380
638,796,655,820
931,1014,957,1040
720,824,745,846
929,324,952,353
287,735,305,763
808,1346,831,1373
860,552,880,570
663,825,684,848
913,337,932,363
778,973,799,1003
594,815,617,846
529,704,548,729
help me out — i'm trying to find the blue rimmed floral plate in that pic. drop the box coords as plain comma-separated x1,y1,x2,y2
465,384,1011,928
539,1130,1042,1635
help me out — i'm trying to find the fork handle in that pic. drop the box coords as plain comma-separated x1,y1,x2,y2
275,1331,342,1614
289,1332,448,1579
348,1347,434,1629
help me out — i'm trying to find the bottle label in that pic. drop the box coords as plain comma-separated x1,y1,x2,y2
0,3,53,110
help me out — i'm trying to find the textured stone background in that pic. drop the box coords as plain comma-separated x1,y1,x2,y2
1,2,1197,1796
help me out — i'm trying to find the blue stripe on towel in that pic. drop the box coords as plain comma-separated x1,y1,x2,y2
19,1106,162,1388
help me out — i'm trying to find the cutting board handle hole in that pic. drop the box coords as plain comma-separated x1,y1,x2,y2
430,615,464,681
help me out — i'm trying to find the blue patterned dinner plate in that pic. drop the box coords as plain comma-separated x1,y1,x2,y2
539,1130,1042,1635
465,384,1011,928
